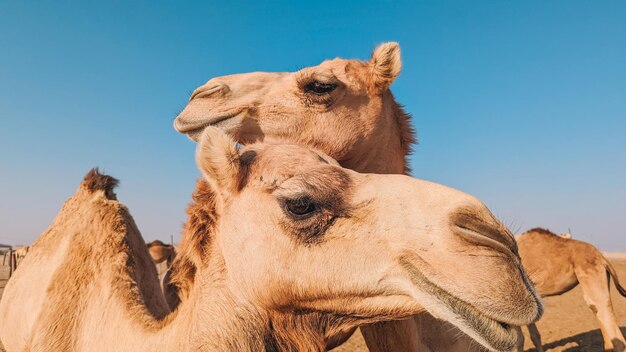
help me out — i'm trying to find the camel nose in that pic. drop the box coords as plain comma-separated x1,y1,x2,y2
189,83,228,101
450,207,517,255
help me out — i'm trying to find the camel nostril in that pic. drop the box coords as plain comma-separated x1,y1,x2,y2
190,84,227,101
450,207,516,254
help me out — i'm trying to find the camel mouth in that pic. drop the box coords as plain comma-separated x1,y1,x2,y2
174,114,238,134
400,258,518,352
174,113,248,141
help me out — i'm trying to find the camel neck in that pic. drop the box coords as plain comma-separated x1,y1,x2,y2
104,256,273,351
160,249,332,351
339,92,413,175
162,181,328,351
340,143,407,175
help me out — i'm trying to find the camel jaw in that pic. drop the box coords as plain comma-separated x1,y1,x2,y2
400,258,518,352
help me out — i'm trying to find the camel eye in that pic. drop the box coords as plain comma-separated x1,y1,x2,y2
284,197,318,219
304,81,337,95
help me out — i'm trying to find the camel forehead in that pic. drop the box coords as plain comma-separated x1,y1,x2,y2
315,58,368,78
316,58,352,71
241,144,346,188
221,58,362,82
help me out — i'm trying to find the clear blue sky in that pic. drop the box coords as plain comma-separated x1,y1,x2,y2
1,1,624,250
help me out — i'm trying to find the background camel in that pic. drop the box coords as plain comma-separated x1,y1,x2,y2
147,240,176,286
516,228,626,352
0,128,542,352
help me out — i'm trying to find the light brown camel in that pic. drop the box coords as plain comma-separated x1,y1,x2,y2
147,239,176,284
514,228,626,352
0,128,542,352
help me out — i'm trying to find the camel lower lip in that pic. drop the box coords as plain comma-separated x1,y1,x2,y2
400,258,517,352
175,115,239,135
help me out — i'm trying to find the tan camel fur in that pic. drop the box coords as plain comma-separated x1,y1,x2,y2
0,128,542,352
147,240,176,286
514,228,626,352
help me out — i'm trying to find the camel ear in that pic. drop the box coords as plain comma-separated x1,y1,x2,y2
196,127,241,195
369,42,402,91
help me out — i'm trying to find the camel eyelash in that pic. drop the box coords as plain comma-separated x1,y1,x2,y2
295,70,339,89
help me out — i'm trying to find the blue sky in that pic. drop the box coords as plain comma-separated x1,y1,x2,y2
1,1,624,250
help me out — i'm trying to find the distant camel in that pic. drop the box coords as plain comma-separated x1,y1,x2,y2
146,240,176,286
0,128,541,351
515,228,626,352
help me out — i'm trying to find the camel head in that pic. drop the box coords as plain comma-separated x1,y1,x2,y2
147,240,176,265
194,127,542,352
175,42,413,173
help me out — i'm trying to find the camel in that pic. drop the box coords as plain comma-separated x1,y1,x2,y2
514,228,626,352
0,128,542,352
147,240,176,285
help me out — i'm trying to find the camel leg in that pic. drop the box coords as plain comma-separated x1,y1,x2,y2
526,323,544,352
577,267,626,351
515,326,525,352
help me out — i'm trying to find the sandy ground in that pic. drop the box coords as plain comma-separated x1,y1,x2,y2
0,259,624,351
334,258,626,352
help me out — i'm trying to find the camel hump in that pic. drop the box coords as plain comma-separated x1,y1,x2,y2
82,168,119,199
